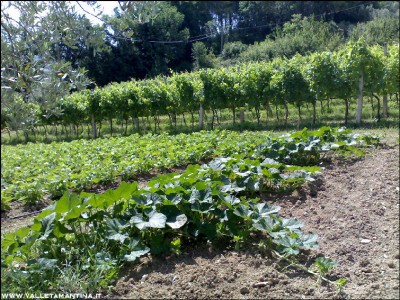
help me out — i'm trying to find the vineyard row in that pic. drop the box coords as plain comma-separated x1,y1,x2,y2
3,41,398,139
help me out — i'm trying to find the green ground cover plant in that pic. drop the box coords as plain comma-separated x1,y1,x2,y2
1,126,380,293
1,130,273,210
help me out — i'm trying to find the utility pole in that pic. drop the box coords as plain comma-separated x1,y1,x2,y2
220,22,224,55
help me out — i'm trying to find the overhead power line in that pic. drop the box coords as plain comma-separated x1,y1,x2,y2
78,1,375,45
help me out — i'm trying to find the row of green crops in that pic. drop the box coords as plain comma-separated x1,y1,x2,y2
1,130,273,209
2,40,398,135
1,126,380,293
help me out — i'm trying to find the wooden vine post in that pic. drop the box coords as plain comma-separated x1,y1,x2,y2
382,42,388,118
134,117,140,132
239,109,245,124
91,114,97,139
356,71,364,125
199,103,204,129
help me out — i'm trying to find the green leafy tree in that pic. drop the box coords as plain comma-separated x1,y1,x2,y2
1,1,106,141
350,15,399,45
237,14,344,64
104,1,189,78
220,41,248,66
192,42,217,70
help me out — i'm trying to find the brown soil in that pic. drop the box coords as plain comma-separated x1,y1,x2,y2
109,144,400,299
1,199,50,235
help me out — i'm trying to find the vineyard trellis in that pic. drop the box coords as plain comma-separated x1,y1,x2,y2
2,41,399,138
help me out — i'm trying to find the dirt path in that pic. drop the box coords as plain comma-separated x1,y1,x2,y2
110,144,399,299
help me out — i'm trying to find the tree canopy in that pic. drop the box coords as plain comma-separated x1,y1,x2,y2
1,1,399,138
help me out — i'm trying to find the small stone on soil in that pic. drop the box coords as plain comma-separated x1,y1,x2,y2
252,282,268,288
360,239,371,243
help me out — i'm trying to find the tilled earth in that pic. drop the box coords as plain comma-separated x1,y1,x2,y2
110,144,399,299
1,140,399,299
